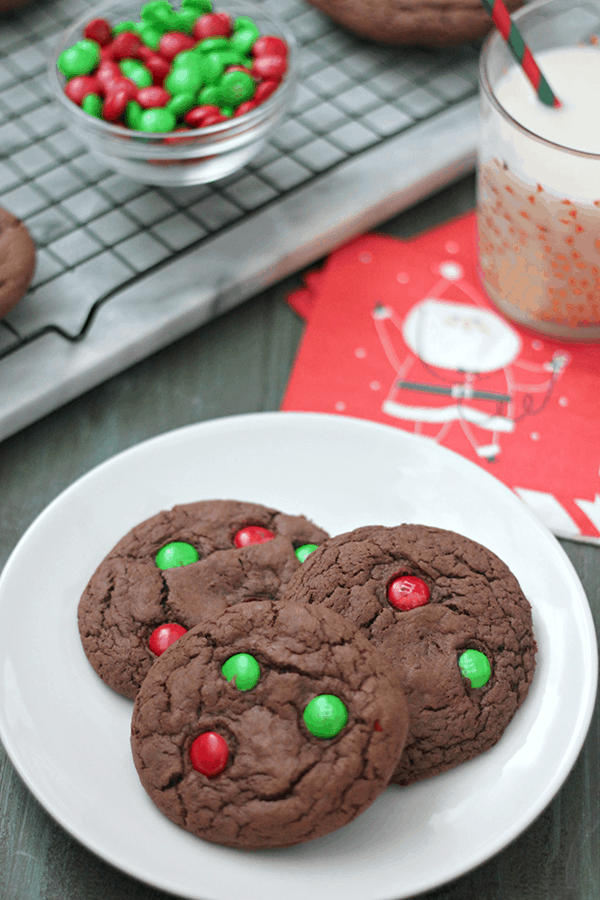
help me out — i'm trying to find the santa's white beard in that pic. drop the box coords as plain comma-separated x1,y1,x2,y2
402,300,521,373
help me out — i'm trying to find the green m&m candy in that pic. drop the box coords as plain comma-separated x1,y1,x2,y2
231,19,259,54
81,93,102,118
125,100,143,129
197,84,220,106
140,0,177,31
182,0,212,12
175,9,197,32
138,23,162,49
167,91,196,117
197,37,230,54
303,694,348,738
165,63,204,95
219,70,255,105
155,540,199,568
139,107,177,132
234,15,257,32
112,19,139,34
217,49,241,67
458,649,491,688
172,49,201,68
201,51,226,84
57,39,100,78
221,653,260,690
120,59,153,88
295,543,318,563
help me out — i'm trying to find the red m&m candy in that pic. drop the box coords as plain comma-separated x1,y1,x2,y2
102,86,130,121
157,31,196,60
59,2,289,133
96,59,121,90
148,622,187,656
254,79,278,103
233,525,275,547
142,52,171,83
192,12,232,40
233,100,256,117
252,35,288,58
64,75,100,105
251,54,287,81
137,85,171,108
106,75,138,100
202,111,227,125
189,731,229,777
100,43,116,62
387,575,430,611
84,18,112,46
184,104,219,127
111,31,143,60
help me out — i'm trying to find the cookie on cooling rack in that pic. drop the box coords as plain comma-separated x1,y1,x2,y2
0,206,35,320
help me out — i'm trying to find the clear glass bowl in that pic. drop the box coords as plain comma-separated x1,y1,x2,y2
48,0,297,185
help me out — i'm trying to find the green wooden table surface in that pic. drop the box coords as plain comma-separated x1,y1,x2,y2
1,175,598,900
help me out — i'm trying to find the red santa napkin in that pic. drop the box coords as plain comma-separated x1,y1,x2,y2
282,212,600,542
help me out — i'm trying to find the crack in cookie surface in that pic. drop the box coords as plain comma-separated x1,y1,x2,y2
285,523,537,785
78,500,329,698
131,599,409,849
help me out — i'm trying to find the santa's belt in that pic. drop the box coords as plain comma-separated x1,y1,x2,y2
396,380,511,402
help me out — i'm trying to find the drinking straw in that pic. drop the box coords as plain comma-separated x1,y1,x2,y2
480,0,562,108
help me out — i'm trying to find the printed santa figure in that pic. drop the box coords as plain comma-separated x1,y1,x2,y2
373,260,569,462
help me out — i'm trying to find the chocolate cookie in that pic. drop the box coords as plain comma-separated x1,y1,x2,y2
0,0,35,12
78,500,329,699
130,599,409,849
0,206,35,320
285,524,536,785
307,0,523,47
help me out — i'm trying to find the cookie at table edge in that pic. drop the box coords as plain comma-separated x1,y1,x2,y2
130,598,409,849
77,499,329,699
283,522,537,786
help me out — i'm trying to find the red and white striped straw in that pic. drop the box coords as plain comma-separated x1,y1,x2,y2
481,0,562,108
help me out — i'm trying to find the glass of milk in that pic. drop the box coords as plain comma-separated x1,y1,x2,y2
477,0,600,340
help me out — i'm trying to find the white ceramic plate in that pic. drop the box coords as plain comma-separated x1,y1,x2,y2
0,412,596,900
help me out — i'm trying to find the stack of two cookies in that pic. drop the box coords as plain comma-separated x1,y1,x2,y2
78,500,536,849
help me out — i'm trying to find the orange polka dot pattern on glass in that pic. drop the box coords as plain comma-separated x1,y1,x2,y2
477,158,600,334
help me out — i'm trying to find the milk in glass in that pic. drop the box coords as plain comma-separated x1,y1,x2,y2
477,1,600,339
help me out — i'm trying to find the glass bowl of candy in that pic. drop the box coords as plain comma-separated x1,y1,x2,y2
49,0,297,185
